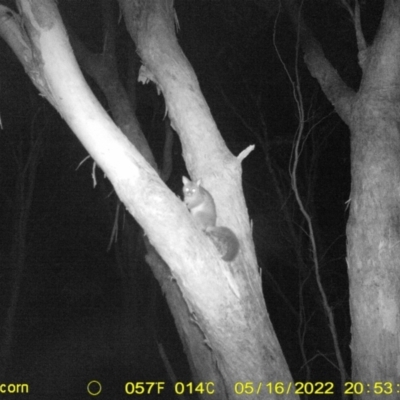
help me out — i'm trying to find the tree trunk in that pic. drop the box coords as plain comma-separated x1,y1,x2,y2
283,0,400,390
348,96,400,383
0,0,296,398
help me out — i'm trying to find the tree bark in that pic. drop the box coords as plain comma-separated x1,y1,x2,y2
347,0,400,381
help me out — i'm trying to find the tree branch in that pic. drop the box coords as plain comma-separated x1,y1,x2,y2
280,0,356,124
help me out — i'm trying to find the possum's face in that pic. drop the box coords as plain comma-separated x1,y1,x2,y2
183,181,200,207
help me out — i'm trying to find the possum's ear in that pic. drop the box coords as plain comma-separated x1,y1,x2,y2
195,179,202,187
182,176,190,185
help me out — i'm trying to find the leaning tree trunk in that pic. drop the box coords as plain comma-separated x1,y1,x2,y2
0,0,296,398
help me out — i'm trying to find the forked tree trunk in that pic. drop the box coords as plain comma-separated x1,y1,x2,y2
0,1,296,398
283,0,400,390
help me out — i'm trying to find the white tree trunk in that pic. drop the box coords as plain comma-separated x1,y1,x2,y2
0,1,296,397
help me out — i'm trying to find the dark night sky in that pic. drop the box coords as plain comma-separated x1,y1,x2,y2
0,1,383,398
